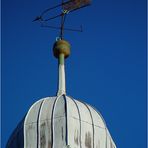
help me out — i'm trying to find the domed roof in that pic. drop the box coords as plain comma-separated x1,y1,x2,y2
7,95,116,148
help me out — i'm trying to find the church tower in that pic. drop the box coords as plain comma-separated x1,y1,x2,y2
6,1,116,148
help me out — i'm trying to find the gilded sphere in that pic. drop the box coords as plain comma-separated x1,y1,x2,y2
53,40,71,59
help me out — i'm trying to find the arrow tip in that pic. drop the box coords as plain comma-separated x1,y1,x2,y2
32,16,42,22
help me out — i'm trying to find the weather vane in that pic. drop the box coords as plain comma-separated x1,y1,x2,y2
33,0,91,39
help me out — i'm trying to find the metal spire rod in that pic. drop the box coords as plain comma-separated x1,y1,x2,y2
60,14,68,39
53,40,70,96
57,53,66,95
57,0,66,95
55,0,68,96
60,0,64,39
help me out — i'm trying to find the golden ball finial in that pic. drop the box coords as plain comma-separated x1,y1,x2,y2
53,40,71,59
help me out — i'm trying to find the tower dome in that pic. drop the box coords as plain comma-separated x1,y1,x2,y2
7,95,116,148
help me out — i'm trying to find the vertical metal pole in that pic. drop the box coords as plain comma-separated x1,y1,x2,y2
57,53,66,96
60,0,64,39
59,53,64,65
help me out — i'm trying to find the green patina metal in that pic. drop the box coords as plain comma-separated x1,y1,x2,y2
59,53,65,65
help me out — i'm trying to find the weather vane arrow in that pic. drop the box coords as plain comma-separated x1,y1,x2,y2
33,0,91,39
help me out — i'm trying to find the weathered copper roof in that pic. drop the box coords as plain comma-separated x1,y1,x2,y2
7,95,116,148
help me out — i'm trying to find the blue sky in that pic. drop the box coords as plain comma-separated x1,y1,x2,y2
2,0,147,147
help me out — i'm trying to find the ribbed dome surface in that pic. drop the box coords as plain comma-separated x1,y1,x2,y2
7,95,116,148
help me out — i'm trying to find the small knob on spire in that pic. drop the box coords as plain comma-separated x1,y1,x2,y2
53,40,71,59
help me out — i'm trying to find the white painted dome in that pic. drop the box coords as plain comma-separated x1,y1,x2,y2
7,95,116,148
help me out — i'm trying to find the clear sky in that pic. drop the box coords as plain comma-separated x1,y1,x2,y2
2,0,147,147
